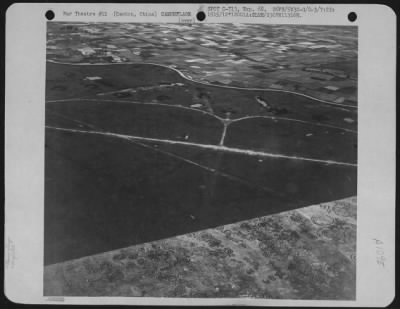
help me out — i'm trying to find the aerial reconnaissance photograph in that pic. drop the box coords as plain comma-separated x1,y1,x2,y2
44,22,357,299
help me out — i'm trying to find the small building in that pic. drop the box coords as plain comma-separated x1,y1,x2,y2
84,76,102,81
78,47,96,56
324,85,340,91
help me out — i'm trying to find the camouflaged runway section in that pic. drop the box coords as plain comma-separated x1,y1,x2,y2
44,196,356,299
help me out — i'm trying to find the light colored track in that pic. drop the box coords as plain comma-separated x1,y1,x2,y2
47,98,356,134
46,59,357,109
47,110,98,130
47,98,225,122
127,140,285,196
229,115,357,133
45,125,357,167
45,115,287,195
219,123,228,146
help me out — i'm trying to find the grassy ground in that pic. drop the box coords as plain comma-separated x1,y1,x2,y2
225,117,357,163
45,128,356,265
46,62,358,132
46,62,182,100
46,100,223,145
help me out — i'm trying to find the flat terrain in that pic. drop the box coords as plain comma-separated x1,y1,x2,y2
45,62,357,265
47,62,358,131
47,100,223,145
46,62,182,100
45,129,356,264
225,118,356,163
44,22,358,299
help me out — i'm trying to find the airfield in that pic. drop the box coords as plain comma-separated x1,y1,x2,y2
44,61,357,266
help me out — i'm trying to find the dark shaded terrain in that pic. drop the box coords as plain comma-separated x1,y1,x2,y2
225,118,357,163
45,129,284,264
45,129,356,265
45,63,357,265
147,142,356,200
46,101,223,145
46,100,356,163
46,63,182,100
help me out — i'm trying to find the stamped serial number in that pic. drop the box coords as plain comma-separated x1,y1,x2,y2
373,238,386,267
